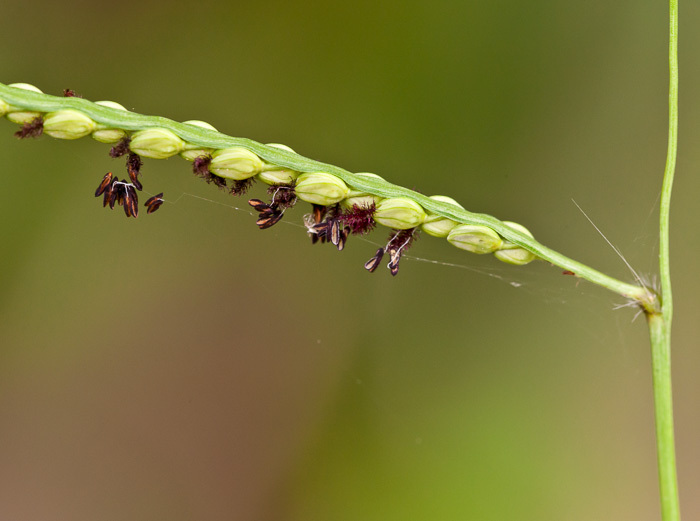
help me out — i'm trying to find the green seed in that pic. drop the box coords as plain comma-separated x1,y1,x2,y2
447,224,503,254
209,147,264,180
258,144,300,185
129,128,186,159
374,198,427,229
91,101,129,143
43,109,97,140
341,173,385,209
493,221,537,265
295,172,350,205
180,120,218,161
5,84,43,124
421,195,462,237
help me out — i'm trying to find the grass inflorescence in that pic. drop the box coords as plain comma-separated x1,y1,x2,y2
0,81,657,305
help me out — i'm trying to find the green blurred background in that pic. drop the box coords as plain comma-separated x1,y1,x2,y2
1,1,699,519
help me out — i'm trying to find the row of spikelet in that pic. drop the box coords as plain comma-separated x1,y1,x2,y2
1,82,537,275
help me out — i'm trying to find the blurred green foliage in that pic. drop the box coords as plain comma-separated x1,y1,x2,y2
1,1,699,520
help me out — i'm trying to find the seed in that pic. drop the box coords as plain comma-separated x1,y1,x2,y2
492,221,537,265
209,147,263,180
421,195,462,237
374,198,426,229
129,128,185,159
42,109,96,140
447,224,502,254
341,173,385,209
295,172,349,206
180,120,217,161
5,84,43,124
92,101,129,143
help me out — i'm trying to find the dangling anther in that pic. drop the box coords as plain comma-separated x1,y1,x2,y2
95,172,114,197
364,248,385,273
145,193,164,214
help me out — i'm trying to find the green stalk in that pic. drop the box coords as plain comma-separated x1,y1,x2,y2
649,314,680,521
649,1,680,520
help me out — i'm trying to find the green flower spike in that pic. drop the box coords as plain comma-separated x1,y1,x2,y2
295,172,350,206
91,101,129,143
209,147,264,180
447,224,503,254
341,173,385,209
42,109,97,140
257,144,300,185
421,195,463,237
0,97,9,117
5,83,43,124
129,128,186,159
374,197,427,229
180,120,218,161
493,221,537,265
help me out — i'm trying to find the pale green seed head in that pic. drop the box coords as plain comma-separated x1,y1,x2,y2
374,198,427,229
180,120,218,161
90,101,129,143
447,224,503,254
341,173,385,209
493,221,537,265
42,109,97,140
0,98,9,117
421,195,463,237
258,143,300,185
129,128,186,159
295,172,350,206
209,147,264,180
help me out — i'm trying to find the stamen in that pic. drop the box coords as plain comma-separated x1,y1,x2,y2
95,172,114,197
145,193,164,214
364,248,385,273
